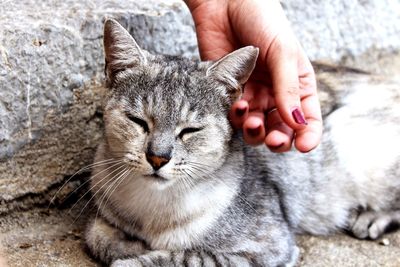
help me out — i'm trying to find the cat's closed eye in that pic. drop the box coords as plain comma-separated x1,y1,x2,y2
178,127,202,139
125,113,149,133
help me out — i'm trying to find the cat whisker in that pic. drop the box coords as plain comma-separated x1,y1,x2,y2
183,161,216,177
60,160,126,209
95,167,132,223
71,165,129,225
108,150,134,154
69,163,126,217
178,169,196,191
67,161,124,208
102,167,134,209
48,158,123,208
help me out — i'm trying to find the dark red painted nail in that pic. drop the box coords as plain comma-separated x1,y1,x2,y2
292,108,308,125
235,106,247,117
247,125,262,137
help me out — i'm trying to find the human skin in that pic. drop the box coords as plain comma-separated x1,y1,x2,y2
184,0,322,152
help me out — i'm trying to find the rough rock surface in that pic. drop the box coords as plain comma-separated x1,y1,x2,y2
283,0,400,74
1,0,400,266
0,0,198,212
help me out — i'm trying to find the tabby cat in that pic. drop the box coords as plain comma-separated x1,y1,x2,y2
84,19,400,266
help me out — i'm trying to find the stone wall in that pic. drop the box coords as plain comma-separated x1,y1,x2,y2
0,0,198,212
283,0,400,73
1,0,399,212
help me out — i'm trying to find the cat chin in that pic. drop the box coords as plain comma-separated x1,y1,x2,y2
137,174,175,190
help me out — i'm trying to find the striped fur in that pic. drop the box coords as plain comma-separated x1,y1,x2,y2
84,19,400,267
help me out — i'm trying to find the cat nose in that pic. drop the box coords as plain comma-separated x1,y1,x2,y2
146,153,171,171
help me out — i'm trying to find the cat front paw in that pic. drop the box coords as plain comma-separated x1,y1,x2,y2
111,251,173,267
285,246,300,267
285,245,300,267
111,259,142,267
85,218,149,264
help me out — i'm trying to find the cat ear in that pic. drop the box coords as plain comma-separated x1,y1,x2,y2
103,18,147,81
206,46,259,88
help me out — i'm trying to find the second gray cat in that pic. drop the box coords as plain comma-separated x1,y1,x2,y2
85,19,400,266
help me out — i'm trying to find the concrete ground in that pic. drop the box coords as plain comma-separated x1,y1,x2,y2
1,202,399,267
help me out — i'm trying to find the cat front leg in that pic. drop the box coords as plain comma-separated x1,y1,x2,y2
85,217,149,265
110,250,256,267
111,247,299,267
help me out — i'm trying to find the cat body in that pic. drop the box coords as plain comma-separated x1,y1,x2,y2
85,19,400,266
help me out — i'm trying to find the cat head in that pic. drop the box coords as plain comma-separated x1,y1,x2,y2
102,19,258,189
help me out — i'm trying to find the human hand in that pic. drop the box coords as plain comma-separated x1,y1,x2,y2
185,0,322,152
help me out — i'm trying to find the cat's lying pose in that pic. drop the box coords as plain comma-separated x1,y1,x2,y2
85,19,400,266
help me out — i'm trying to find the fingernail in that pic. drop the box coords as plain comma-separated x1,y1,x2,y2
235,106,247,117
270,143,284,150
292,108,308,125
247,125,262,137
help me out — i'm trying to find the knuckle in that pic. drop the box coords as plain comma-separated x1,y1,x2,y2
276,85,299,99
271,35,298,57
286,85,299,96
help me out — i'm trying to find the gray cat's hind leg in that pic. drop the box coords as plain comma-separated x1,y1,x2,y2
349,210,400,239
